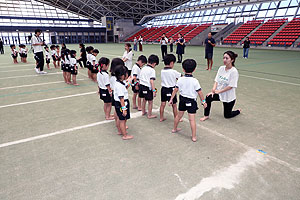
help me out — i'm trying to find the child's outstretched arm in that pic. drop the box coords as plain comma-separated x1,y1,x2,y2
169,87,178,106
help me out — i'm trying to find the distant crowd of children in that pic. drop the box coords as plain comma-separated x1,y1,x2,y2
10,44,28,64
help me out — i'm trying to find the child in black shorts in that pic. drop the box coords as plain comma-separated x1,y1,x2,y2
44,46,51,69
50,45,58,68
114,65,134,140
160,54,182,122
97,57,114,120
86,46,94,80
169,59,207,142
56,45,61,68
131,55,147,110
70,50,79,86
10,45,18,64
90,49,99,82
139,54,159,119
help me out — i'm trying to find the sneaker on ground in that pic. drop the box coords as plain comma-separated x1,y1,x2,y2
35,68,40,74
39,71,47,74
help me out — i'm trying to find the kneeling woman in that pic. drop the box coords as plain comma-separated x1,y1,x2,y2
200,51,241,121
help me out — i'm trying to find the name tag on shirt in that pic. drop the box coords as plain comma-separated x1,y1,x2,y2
143,91,147,94
102,93,106,96
186,103,192,107
167,93,171,97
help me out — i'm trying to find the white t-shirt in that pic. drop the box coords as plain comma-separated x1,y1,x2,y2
176,75,201,100
139,65,156,89
87,53,92,63
114,80,128,101
31,35,43,53
51,49,57,56
90,55,97,64
161,68,181,88
131,63,142,80
110,76,117,90
160,37,168,45
215,66,239,102
65,55,70,65
19,48,27,54
122,50,133,70
45,51,50,58
97,71,110,90
70,57,77,67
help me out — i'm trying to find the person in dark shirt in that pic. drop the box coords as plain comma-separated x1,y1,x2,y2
205,32,216,71
243,37,250,59
77,43,87,68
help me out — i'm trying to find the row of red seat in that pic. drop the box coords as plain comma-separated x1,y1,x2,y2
268,18,300,46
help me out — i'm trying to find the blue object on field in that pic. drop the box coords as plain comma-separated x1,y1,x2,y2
257,149,267,155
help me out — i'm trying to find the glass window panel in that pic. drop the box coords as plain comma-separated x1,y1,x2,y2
286,7,297,15
257,10,267,18
266,9,276,17
279,0,290,8
269,2,278,9
290,0,299,6
244,5,253,11
260,2,270,10
230,6,237,13
276,8,287,16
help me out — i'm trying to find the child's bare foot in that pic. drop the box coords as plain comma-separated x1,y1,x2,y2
147,115,157,119
117,132,122,135
105,116,115,120
138,108,142,111
172,128,182,133
73,83,79,86
142,112,147,116
200,116,209,121
192,137,197,142
122,135,134,140
160,118,166,122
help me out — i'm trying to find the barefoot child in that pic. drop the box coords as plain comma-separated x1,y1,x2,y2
10,45,18,64
64,49,72,84
70,50,79,86
169,59,207,142
114,65,134,140
19,44,28,63
160,54,182,122
131,55,147,110
86,46,94,79
97,57,114,120
44,46,51,69
50,45,57,68
91,49,99,82
139,54,159,119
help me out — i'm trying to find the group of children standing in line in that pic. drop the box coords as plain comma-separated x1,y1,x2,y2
10,44,28,64
95,43,241,142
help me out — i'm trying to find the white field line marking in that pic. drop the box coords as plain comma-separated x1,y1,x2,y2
0,72,62,80
240,74,300,86
174,174,187,189
0,91,96,109
0,69,35,73
0,79,85,90
175,150,267,200
162,109,300,173
0,109,159,148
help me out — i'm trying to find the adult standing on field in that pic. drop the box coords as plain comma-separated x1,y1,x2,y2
205,32,216,71
32,29,47,74
242,37,250,59
138,36,143,51
160,33,168,61
0,39,4,54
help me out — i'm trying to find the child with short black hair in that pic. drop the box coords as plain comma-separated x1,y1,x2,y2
160,54,182,122
169,59,207,142
97,57,114,120
44,46,51,69
86,46,94,79
139,54,159,118
10,45,18,64
114,65,134,140
50,45,58,68
64,49,72,84
91,49,99,82
70,50,79,86
131,55,147,110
